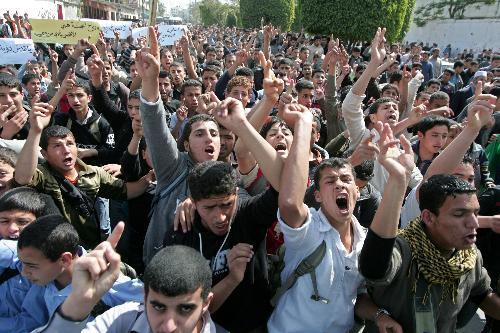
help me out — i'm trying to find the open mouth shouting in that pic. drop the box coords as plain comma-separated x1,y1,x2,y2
63,156,74,166
205,146,216,158
335,193,349,214
386,113,398,123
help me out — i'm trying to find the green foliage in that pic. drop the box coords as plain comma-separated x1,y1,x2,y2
400,0,416,39
240,0,295,30
157,1,166,18
291,0,302,32
300,0,413,42
198,0,239,27
414,0,496,26
226,12,238,27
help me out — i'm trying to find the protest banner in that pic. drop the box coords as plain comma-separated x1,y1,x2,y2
131,26,149,39
30,19,101,44
0,38,35,65
81,19,132,39
157,24,186,46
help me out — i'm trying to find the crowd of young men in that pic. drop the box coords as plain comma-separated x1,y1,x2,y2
0,18,500,333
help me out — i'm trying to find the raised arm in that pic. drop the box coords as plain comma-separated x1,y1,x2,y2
14,103,54,185
180,33,198,80
278,104,313,228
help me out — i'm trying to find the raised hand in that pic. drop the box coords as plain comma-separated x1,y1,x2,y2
260,51,284,103
214,97,247,132
29,103,54,134
197,92,220,115
60,222,124,321
375,122,415,179
227,243,254,284
73,39,90,58
176,105,188,122
61,68,77,93
278,103,312,128
402,64,412,84
235,49,248,66
87,44,104,85
102,164,122,177
369,27,387,66
131,117,143,138
467,92,496,131
49,48,58,64
349,133,380,167
135,27,160,102
95,32,107,56
0,105,16,128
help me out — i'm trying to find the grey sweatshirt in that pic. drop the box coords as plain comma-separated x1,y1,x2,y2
139,95,194,264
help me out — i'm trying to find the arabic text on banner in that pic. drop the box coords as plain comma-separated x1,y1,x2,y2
0,38,36,65
30,19,101,44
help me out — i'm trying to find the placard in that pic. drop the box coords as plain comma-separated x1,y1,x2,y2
0,38,36,65
157,24,186,46
30,19,101,44
81,19,132,39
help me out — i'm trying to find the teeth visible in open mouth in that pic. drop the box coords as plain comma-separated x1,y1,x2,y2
275,143,287,151
336,194,348,209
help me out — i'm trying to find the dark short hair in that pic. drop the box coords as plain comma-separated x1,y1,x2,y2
279,58,293,67
381,84,400,97
295,80,314,93
70,78,91,95
179,114,218,149
202,65,221,78
367,97,397,115
180,79,202,95
21,73,40,85
0,147,17,168
129,89,141,100
312,69,325,77
443,68,454,75
260,116,292,138
0,73,22,92
40,126,74,150
18,215,79,262
158,70,169,79
313,158,352,190
235,67,254,77
416,115,451,135
389,71,403,84
188,161,237,201
454,61,465,69
144,245,212,300
354,160,375,181
0,187,58,217
429,91,450,105
419,174,476,215
427,79,441,87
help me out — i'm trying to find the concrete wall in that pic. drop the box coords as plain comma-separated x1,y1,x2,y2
404,19,500,55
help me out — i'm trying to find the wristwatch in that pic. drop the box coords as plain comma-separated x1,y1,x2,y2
374,308,391,322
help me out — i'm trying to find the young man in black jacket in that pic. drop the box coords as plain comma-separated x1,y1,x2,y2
165,160,277,333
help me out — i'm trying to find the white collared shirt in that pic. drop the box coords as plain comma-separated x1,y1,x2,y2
268,206,367,333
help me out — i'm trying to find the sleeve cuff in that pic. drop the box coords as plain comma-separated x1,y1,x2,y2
140,94,161,106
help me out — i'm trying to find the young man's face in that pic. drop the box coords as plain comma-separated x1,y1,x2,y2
418,125,449,155
25,78,41,97
42,135,78,175
170,65,186,87
202,71,218,92
18,246,67,285
371,101,399,126
299,49,309,61
129,63,139,79
182,86,202,112
0,209,36,240
429,97,449,110
426,83,440,94
145,287,212,333
195,192,237,236
314,165,360,225
278,63,291,76
297,88,314,108
453,163,475,186
161,51,174,71
302,65,312,78
225,55,236,69
102,62,113,84
226,86,250,108
184,120,220,163
127,98,140,119
215,47,224,60
424,193,480,251
63,45,74,57
218,128,235,161
414,93,430,106
265,122,293,159
159,77,172,102
0,86,23,109
0,161,14,196
66,87,91,114
381,87,399,101
455,65,464,74
312,72,325,88
205,51,217,63
441,71,451,83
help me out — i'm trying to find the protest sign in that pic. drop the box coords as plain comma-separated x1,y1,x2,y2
0,38,35,65
131,26,149,39
157,24,186,46
81,19,132,39
31,19,101,44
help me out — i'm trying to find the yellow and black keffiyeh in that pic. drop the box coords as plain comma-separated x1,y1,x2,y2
399,218,477,303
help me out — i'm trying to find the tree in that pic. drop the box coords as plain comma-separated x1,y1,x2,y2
400,0,416,39
226,12,238,27
157,1,166,18
300,0,412,42
240,0,295,30
198,0,239,27
414,0,496,27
